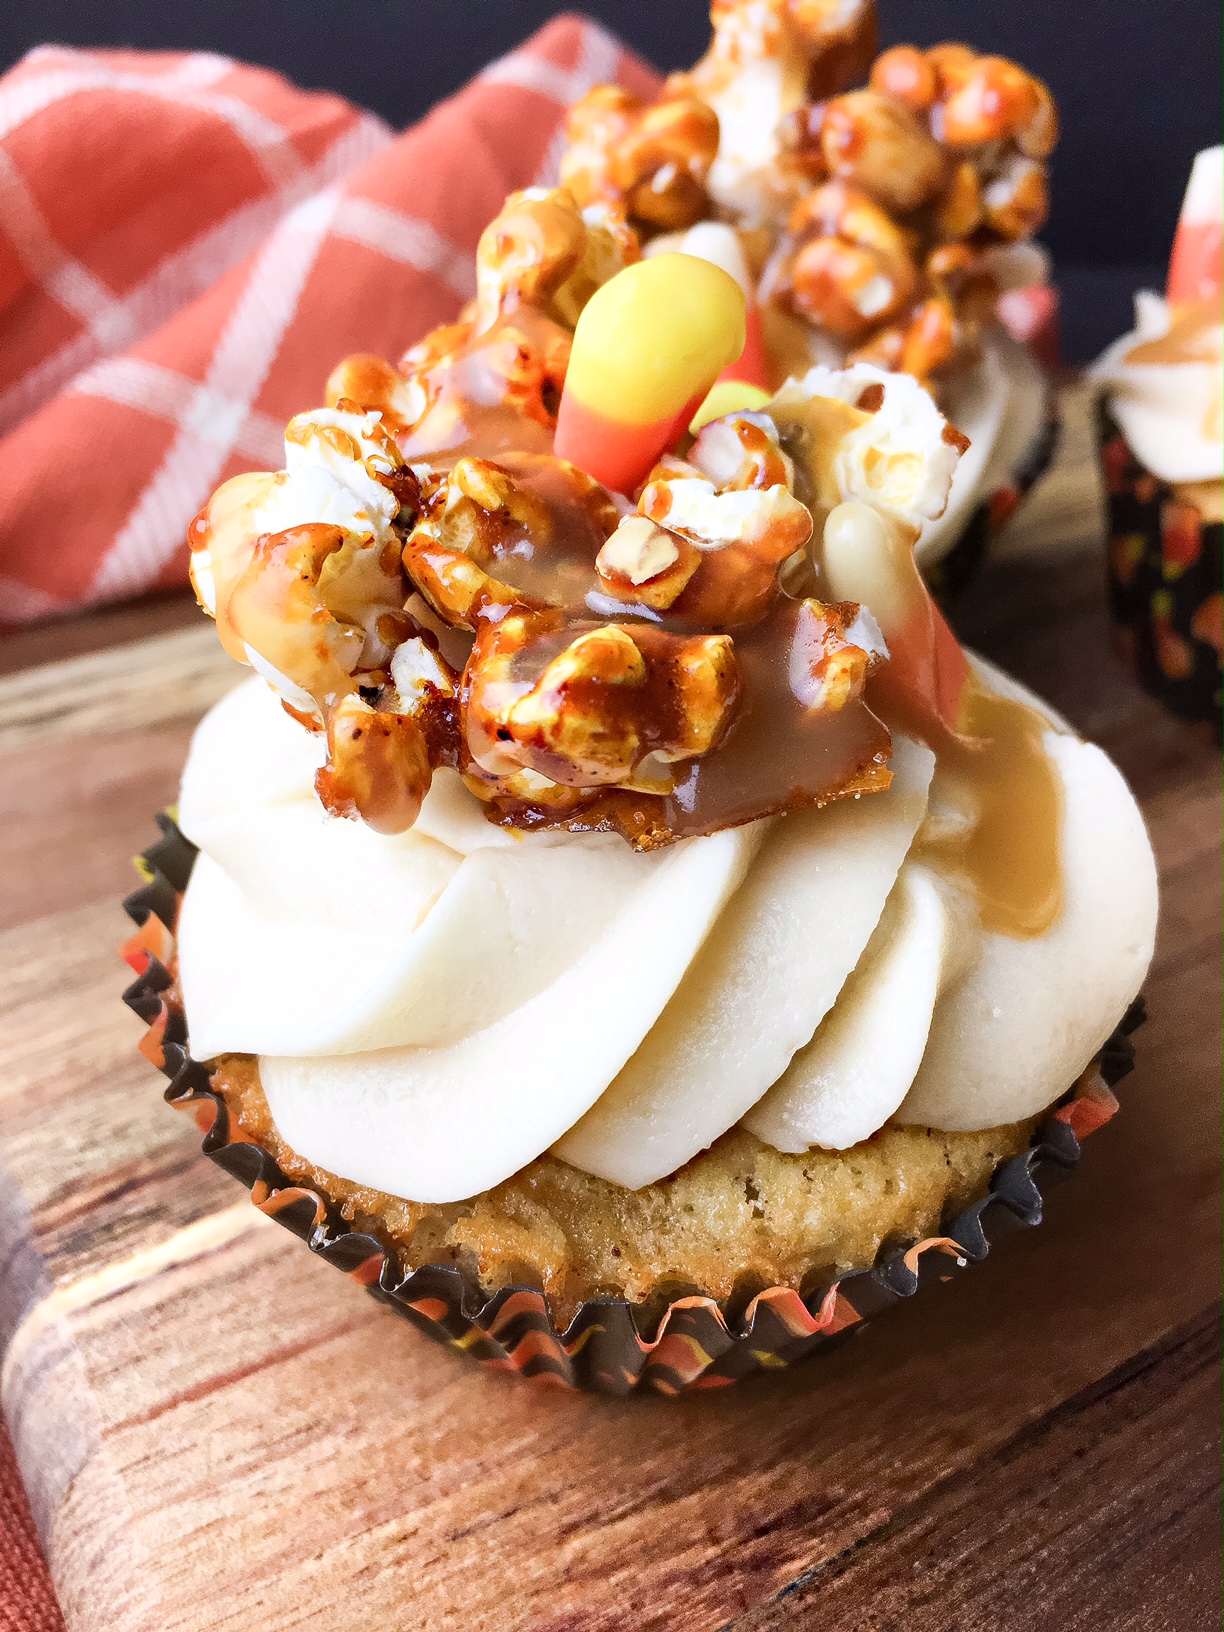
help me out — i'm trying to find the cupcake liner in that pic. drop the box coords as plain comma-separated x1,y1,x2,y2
1098,401,1223,736
123,814,1142,1396
924,394,1062,603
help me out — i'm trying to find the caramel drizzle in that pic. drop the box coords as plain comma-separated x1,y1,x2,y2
1122,298,1223,367
913,678,1064,939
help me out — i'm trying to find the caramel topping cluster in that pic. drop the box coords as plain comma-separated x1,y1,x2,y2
560,3,1057,385
192,183,902,848
325,188,637,457
769,45,1055,379
560,85,720,236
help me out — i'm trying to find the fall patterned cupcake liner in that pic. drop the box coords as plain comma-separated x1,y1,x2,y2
122,813,1141,1396
925,399,1062,603
1098,402,1223,737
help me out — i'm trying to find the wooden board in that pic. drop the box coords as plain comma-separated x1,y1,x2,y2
0,385,1219,1630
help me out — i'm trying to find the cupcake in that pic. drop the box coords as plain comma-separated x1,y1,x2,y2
1092,146,1223,732
557,0,1060,588
130,183,1158,1394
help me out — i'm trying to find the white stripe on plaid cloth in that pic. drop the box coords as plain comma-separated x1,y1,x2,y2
0,145,138,353
2,19,630,619
88,187,343,602
0,111,390,436
70,358,286,468
330,196,477,300
0,51,305,191
479,19,622,106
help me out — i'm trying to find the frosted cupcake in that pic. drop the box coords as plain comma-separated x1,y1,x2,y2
1092,147,1223,729
558,0,1060,584
138,187,1157,1392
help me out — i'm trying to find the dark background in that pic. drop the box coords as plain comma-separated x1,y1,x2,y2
2,0,1219,360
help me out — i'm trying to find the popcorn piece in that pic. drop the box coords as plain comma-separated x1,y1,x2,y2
390,633,457,705
561,86,720,234
324,353,427,436
768,363,963,534
221,401,417,712
981,154,1050,242
868,44,938,111
789,596,887,711
937,55,1057,154
777,182,917,339
595,515,701,610
270,403,412,545
227,523,406,717
597,411,813,626
474,187,640,333
315,693,433,835
817,89,947,214
463,610,741,790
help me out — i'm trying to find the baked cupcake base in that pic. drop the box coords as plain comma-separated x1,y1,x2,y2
124,813,1142,1395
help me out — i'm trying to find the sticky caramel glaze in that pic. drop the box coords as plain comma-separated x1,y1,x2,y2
463,609,740,791
664,597,891,833
1123,298,1222,366
226,524,366,710
769,392,872,533
908,678,1064,939
466,452,620,609
485,596,892,848
396,309,571,464
188,470,278,661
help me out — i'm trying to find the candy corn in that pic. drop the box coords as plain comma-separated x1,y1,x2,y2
554,253,746,495
822,500,970,742
689,379,772,433
1166,146,1223,306
666,222,771,389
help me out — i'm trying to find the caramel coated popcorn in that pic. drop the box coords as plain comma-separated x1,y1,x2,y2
556,5,1057,387
186,26,986,849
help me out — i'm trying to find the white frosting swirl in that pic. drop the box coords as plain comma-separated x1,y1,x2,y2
1091,291,1224,485
177,668,1157,1204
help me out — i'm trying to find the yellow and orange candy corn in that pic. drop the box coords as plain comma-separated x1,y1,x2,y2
1166,147,1223,306
661,222,772,392
822,500,970,744
554,253,746,495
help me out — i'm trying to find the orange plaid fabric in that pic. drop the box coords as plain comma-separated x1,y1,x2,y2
0,17,657,623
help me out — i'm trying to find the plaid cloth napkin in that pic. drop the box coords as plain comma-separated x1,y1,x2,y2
0,16,657,625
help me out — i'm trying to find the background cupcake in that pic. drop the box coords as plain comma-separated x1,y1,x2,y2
1092,146,1223,734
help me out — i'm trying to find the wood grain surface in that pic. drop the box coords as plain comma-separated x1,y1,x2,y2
0,384,1219,1631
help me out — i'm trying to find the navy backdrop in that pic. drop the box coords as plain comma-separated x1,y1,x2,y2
1,0,1220,360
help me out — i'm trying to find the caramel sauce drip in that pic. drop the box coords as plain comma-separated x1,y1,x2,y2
470,452,619,609
916,679,1064,939
493,597,892,846
190,470,278,662
397,308,568,463
663,598,891,835
1122,298,1222,366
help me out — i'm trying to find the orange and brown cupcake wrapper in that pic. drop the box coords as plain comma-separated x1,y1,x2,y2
123,814,1141,1396
1099,402,1223,735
